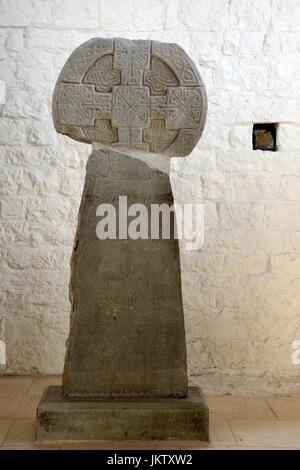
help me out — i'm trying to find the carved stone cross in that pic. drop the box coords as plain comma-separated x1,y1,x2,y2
36,38,209,441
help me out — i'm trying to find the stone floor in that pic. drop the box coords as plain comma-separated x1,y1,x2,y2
0,376,300,450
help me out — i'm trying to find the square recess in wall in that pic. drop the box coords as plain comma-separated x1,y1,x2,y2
253,123,278,151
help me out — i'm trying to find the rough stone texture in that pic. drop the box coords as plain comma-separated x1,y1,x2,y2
37,35,205,439
52,37,207,157
1,1,300,395
36,385,209,441
0,80,5,104
63,148,187,398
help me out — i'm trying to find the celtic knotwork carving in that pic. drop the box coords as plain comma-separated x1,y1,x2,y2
112,86,150,128
82,120,118,144
143,120,178,153
57,83,111,126
114,39,150,86
60,38,114,83
166,88,204,129
144,57,179,95
152,41,202,87
150,95,167,119
83,55,121,92
53,37,207,157
118,128,149,151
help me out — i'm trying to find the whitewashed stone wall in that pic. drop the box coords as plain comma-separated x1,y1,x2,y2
1,0,300,394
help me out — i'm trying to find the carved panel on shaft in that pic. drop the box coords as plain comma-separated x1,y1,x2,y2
63,149,188,398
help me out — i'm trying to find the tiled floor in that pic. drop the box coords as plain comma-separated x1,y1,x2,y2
0,376,300,450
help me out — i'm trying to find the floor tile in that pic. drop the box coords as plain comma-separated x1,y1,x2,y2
209,415,236,446
0,397,23,419
0,419,13,445
27,376,62,397
229,419,300,448
207,395,276,420
267,397,300,421
3,418,35,446
0,377,33,397
14,396,40,419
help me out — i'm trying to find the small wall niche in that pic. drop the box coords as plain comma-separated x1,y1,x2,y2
252,123,278,151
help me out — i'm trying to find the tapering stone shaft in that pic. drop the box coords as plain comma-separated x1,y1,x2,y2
63,147,188,398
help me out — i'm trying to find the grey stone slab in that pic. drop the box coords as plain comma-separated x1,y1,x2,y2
62,148,188,399
53,37,207,157
36,386,209,441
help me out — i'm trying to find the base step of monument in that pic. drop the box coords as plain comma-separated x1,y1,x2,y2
35,386,209,441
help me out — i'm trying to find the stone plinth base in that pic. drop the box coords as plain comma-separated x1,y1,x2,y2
35,386,209,442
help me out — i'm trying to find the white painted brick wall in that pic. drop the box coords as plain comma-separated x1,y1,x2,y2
0,0,300,394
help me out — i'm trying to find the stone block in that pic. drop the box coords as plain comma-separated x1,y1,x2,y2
99,0,167,31
280,176,300,201
230,0,272,31
36,385,209,441
178,0,229,31
0,119,27,145
225,253,267,274
271,254,300,276
278,123,300,150
219,202,264,228
264,203,300,229
52,0,99,29
0,80,5,105
228,125,252,149
0,0,52,27
0,197,26,219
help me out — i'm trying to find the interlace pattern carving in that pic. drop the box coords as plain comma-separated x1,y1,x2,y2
53,38,207,157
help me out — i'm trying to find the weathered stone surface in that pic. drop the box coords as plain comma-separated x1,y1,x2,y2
36,385,209,441
36,35,209,441
53,37,207,157
62,147,188,398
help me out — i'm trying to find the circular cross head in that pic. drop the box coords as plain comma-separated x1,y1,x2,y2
53,38,207,157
